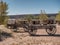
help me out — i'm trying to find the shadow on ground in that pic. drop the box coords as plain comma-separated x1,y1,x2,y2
0,31,12,41
31,34,60,37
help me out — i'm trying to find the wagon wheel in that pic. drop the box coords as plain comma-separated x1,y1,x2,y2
28,28,37,36
24,28,28,32
24,25,29,32
46,27,56,35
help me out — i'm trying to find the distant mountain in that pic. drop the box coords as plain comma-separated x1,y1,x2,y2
8,13,57,19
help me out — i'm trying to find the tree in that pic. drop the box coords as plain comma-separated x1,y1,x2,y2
38,10,48,21
0,0,8,24
26,15,34,23
55,11,60,21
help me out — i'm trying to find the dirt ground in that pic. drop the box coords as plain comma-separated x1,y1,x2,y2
0,24,60,45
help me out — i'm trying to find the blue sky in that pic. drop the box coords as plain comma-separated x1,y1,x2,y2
3,0,60,15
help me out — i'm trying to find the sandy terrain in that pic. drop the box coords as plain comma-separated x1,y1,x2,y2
0,24,60,45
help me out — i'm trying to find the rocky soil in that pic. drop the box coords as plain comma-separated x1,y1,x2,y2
0,24,60,45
